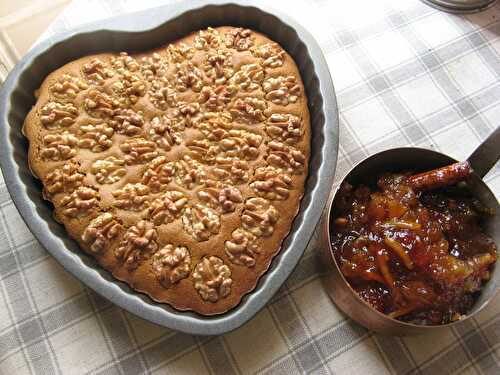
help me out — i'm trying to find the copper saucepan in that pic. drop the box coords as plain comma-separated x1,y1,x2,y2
319,126,500,335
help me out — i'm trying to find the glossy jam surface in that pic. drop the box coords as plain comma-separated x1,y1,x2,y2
330,173,497,325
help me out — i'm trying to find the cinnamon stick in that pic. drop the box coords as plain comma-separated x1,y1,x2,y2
407,161,472,191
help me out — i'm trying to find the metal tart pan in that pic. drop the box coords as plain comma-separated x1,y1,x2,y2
0,0,339,335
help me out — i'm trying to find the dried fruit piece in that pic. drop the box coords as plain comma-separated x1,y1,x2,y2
250,166,293,200
229,63,264,91
82,58,114,85
241,197,279,237
43,162,84,198
197,182,243,213
142,156,175,192
113,183,150,211
225,228,258,267
120,137,158,165
40,102,78,130
115,220,158,270
152,244,191,288
41,132,78,161
263,75,301,105
210,159,250,185
194,27,222,50
110,52,140,73
60,186,99,218
141,53,168,81
148,115,182,151
148,190,188,225
265,113,303,144
230,97,268,124
192,256,232,302
78,123,114,152
91,156,126,184
84,89,119,119
266,141,306,174
174,62,204,92
251,43,285,68
50,74,89,102
166,43,195,63
82,213,121,253
224,28,254,51
182,204,220,242
111,108,144,136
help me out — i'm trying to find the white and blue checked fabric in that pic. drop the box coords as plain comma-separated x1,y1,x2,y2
1,0,499,374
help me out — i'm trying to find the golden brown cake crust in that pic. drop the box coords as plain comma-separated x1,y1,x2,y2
23,26,310,315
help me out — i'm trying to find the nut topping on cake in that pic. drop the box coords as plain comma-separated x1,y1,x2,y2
250,166,293,200
78,122,114,152
40,102,78,130
197,182,243,213
82,58,114,85
263,75,301,105
148,115,182,151
224,28,254,51
111,108,145,136
91,156,126,184
112,183,150,211
251,43,285,68
41,132,78,161
266,141,306,174
82,213,122,253
229,63,264,91
50,74,89,102
241,197,279,237
230,97,268,123
193,256,232,302
84,89,118,119
265,113,303,144
225,228,258,267
152,244,191,288
148,190,188,225
194,27,222,50
182,204,220,242
43,162,84,198
120,137,158,165
115,220,158,270
60,186,99,218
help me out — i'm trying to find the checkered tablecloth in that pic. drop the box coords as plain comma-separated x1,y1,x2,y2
1,0,499,374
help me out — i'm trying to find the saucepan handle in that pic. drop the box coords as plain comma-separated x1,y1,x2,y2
467,126,500,179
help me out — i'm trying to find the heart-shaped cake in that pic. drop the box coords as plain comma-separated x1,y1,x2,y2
23,26,310,315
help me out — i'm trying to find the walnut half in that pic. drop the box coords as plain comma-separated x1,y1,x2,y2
115,221,158,270
225,228,258,267
91,156,126,184
182,204,220,242
41,132,78,161
241,197,279,237
148,190,188,225
193,256,232,302
43,162,84,199
82,213,122,253
112,183,150,211
59,186,99,218
250,166,293,200
40,102,78,130
152,244,191,288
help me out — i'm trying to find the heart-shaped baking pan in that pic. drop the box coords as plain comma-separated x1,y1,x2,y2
0,0,338,335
